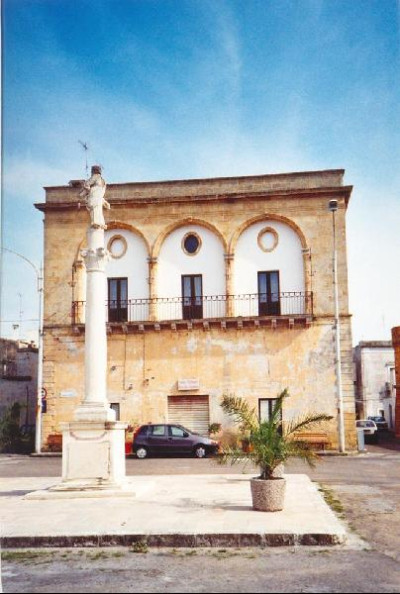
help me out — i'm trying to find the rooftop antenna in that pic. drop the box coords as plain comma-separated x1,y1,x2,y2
78,140,89,178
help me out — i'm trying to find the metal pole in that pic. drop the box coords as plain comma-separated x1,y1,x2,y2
35,263,44,454
329,201,346,453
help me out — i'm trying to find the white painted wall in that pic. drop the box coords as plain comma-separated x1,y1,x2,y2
104,229,149,321
233,221,305,316
157,225,226,319
359,347,395,419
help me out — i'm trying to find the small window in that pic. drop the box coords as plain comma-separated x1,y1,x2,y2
110,403,120,420
182,232,201,255
259,399,282,423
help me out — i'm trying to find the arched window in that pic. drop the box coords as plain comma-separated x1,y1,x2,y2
233,220,305,316
157,225,225,320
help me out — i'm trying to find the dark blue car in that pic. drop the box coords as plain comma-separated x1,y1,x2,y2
132,423,219,459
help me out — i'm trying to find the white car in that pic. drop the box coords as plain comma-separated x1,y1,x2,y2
356,420,378,443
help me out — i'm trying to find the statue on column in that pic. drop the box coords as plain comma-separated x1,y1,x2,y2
80,165,110,229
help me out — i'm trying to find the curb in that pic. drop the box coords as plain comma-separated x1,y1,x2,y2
1,532,345,549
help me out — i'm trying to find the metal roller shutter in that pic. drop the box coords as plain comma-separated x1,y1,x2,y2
167,395,210,435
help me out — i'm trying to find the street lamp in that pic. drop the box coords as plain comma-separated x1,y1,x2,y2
328,199,346,453
0,247,44,454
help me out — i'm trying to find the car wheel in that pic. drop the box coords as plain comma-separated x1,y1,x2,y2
194,445,207,459
136,446,148,459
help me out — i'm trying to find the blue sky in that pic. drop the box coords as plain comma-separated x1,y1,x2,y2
1,0,400,345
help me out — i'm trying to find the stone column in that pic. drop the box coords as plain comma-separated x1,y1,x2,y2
73,259,86,324
74,227,114,421
148,256,158,322
225,253,234,317
53,167,128,494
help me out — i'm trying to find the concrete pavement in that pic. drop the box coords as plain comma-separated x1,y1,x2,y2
0,473,348,548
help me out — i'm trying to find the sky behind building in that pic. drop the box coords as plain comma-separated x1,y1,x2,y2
1,0,400,345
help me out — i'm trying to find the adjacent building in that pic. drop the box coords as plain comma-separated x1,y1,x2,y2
391,327,400,437
35,169,357,450
0,338,38,428
353,341,396,429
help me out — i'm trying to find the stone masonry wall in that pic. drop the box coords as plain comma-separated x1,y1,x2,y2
41,318,356,450
38,171,356,450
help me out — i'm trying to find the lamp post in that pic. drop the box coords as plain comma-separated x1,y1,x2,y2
328,200,346,453
1,247,44,454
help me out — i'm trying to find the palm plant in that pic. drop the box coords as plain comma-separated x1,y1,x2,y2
219,389,333,480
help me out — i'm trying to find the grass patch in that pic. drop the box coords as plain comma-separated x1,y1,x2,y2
111,551,125,558
130,540,148,554
87,551,108,561
1,550,55,563
318,484,345,517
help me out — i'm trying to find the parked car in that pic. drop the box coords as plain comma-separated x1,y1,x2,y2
132,423,220,459
367,416,388,431
356,419,378,443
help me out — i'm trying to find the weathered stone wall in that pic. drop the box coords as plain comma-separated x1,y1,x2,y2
41,317,356,450
41,193,351,325
37,170,356,450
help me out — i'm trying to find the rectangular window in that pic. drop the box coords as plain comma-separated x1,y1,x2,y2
108,278,128,322
181,275,203,319
258,271,280,316
259,399,282,424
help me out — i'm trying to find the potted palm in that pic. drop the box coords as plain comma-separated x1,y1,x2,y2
219,389,333,512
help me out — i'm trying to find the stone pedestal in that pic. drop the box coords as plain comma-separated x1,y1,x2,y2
51,421,127,492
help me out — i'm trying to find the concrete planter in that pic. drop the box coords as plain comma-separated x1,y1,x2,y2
250,477,286,512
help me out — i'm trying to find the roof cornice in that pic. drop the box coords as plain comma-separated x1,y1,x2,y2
35,185,353,213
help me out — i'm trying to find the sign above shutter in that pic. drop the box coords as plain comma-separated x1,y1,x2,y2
177,378,200,391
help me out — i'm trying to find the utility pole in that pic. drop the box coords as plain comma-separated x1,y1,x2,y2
329,199,346,453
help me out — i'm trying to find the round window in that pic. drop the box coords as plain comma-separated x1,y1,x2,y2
107,235,128,259
257,227,279,253
182,232,201,256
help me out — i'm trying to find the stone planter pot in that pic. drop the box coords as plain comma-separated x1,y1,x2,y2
250,477,286,512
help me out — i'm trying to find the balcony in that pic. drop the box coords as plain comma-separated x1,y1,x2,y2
71,292,313,332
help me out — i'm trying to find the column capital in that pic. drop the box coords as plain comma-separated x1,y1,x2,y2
81,247,109,272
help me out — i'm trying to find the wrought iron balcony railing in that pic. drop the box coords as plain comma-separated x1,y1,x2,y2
71,292,313,325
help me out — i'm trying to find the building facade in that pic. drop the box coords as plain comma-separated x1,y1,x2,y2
0,339,38,429
353,341,395,428
35,169,357,450
391,327,400,437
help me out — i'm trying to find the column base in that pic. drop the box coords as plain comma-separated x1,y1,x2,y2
57,420,128,492
74,402,116,422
